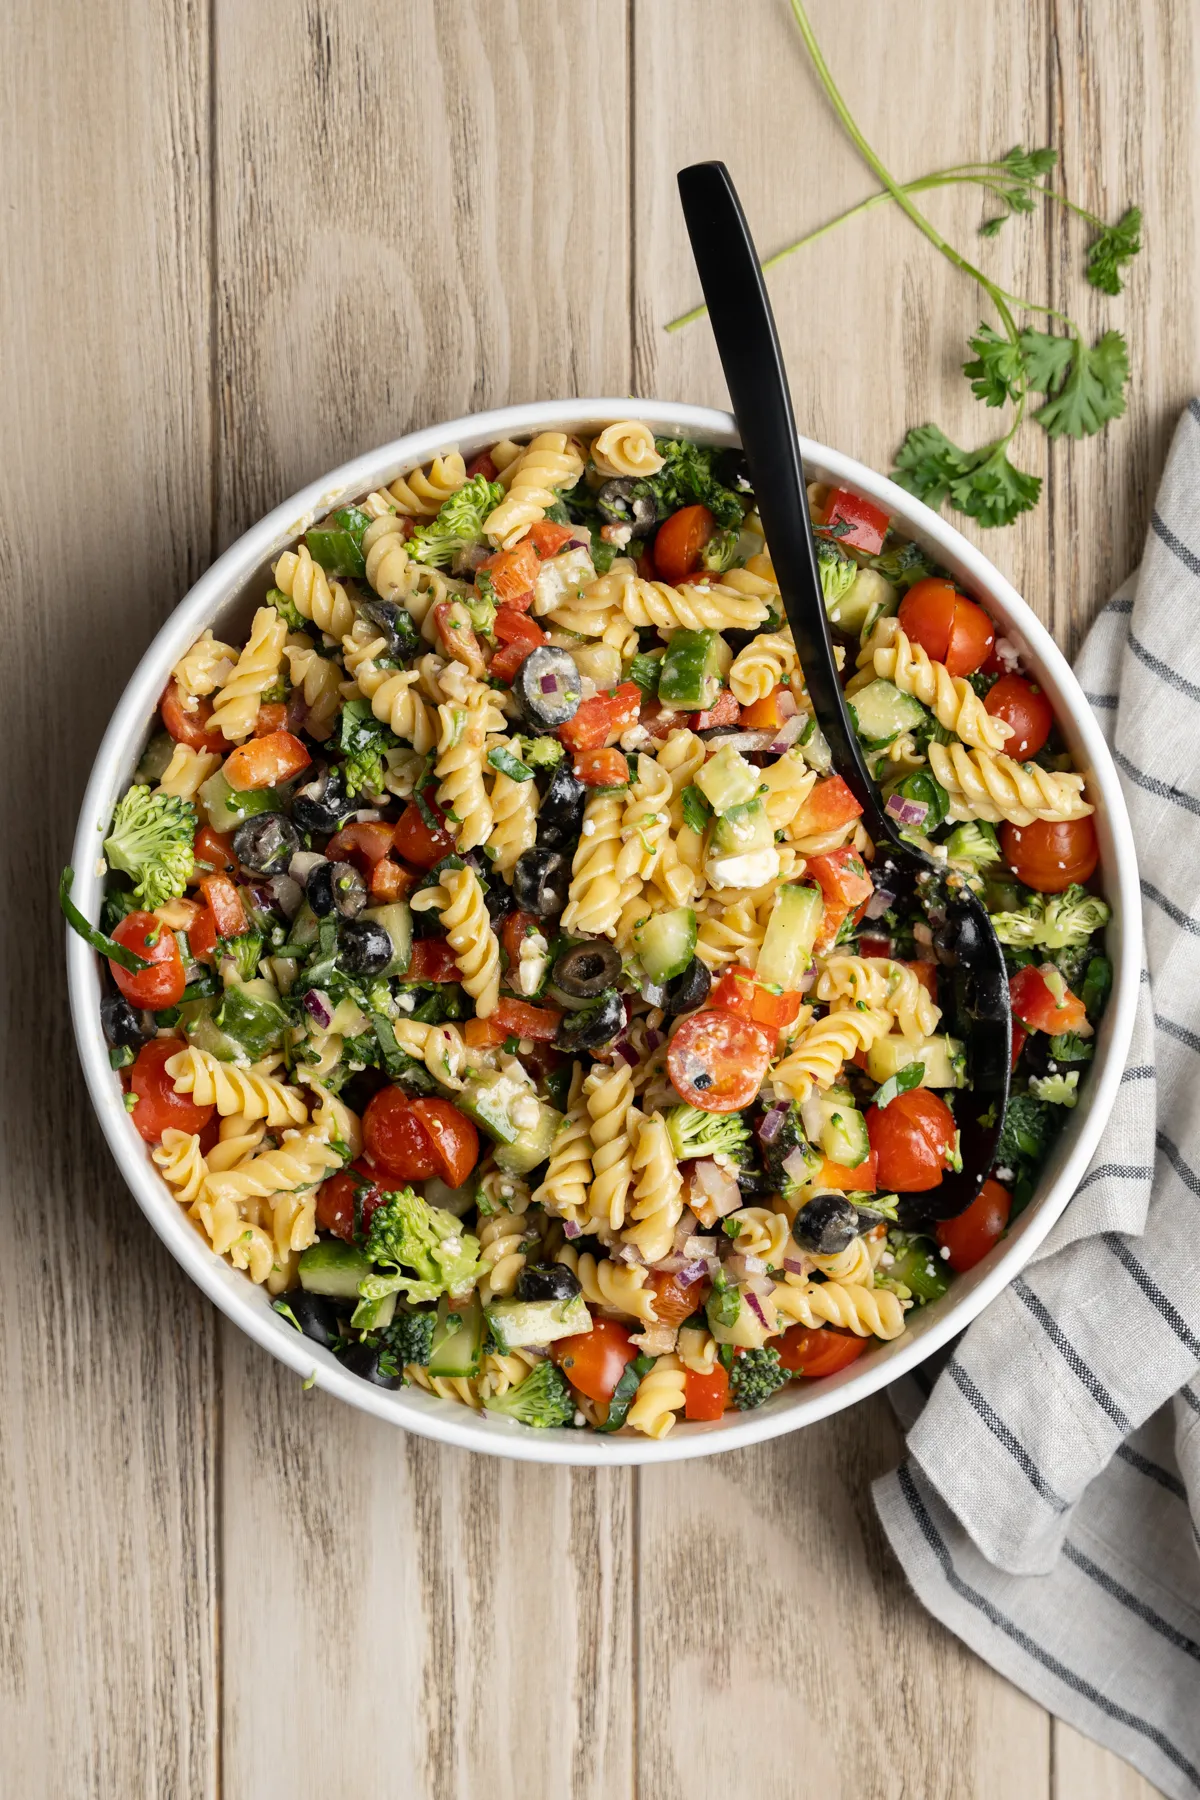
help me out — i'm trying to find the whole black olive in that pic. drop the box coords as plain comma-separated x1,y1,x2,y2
100,993,150,1051
307,858,367,920
537,761,588,851
596,477,658,531
514,647,582,732
662,957,711,1016
273,1289,342,1350
792,1194,860,1256
512,847,570,917
357,595,420,660
555,988,626,1054
232,811,301,874
339,1339,402,1388
339,918,394,975
515,1262,582,1303
292,765,352,835
553,941,622,998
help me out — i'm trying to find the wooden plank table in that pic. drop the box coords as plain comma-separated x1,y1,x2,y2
3,1,1192,1793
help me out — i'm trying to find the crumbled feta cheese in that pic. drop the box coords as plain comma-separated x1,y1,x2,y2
582,819,596,837
532,545,596,616
620,722,651,752
995,1165,1014,1183
509,1093,541,1132
705,848,781,890
939,1245,951,1260
396,992,416,1013
600,523,633,547
993,635,1022,672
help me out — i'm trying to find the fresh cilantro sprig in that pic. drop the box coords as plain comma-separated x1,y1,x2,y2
667,5,1140,530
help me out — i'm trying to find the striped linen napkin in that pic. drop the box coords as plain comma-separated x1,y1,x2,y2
875,401,1200,1800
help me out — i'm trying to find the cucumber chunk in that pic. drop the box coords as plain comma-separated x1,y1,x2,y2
888,1237,950,1303
198,770,279,835
711,797,773,856
696,743,760,815
636,907,697,983
428,1295,485,1378
495,1102,564,1175
360,902,412,977
817,1097,870,1168
755,882,824,991
299,1241,370,1300
485,1292,591,1352
658,629,727,710
353,1290,397,1332
828,567,896,636
866,1033,966,1089
847,678,928,748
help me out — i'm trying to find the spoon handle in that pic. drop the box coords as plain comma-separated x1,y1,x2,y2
676,160,890,844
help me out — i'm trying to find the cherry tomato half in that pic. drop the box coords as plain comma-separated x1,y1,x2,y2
193,823,237,877
653,504,714,584
777,1324,869,1379
316,1161,385,1243
407,1097,479,1188
684,1363,730,1420
936,1178,1012,1273
128,1038,214,1143
1009,965,1088,1035
866,1086,958,1192
552,1317,633,1403
984,674,1054,762
160,679,226,753
362,1087,439,1181
393,798,456,869
1001,816,1099,893
667,1009,772,1113
900,580,995,677
108,912,187,1010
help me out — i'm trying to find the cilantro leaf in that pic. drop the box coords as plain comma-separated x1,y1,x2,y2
1086,206,1142,296
890,424,967,510
1029,331,1130,439
1018,330,1076,395
892,426,1042,529
998,145,1058,181
963,323,1024,408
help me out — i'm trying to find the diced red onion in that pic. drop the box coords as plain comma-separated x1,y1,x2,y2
704,729,776,754
692,1158,740,1217
303,988,333,1030
459,543,490,572
703,1255,723,1281
670,1212,700,1256
613,1241,645,1266
726,1251,767,1278
758,1103,789,1145
614,1040,639,1067
675,1259,709,1288
765,715,809,753
564,524,593,550
744,1290,770,1329
885,792,928,826
563,1218,582,1239
289,850,326,886
540,673,559,694
782,1145,813,1181
864,886,895,920
682,1235,717,1259
775,689,799,719
783,1256,810,1277
644,1027,664,1052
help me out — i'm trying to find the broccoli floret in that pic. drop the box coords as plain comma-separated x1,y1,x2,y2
406,474,505,568
1028,1070,1080,1108
817,539,857,611
104,785,196,911
638,439,745,530
728,1346,789,1411
383,1307,437,1368
338,697,399,798
997,1093,1055,1172
265,585,307,632
464,589,496,641
699,525,740,572
516,734,564,769
666,1105,750,1162
868,538,935,590
759,1103,822,1199
218,931,264,983
1047,1031,1094,1064
357,1187,482,1311
990,884,1111,950
483,1358,575,1429
945,820,1002,871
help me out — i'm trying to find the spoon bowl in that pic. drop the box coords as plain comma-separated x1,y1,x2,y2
677,159,1010,1218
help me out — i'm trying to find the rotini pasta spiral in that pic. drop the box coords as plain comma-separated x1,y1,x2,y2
583,1060,637,1232
760,749,818,834
153,1128,208,1205
165,1047,309,1127
531,1102,594,1228
590,420,664,478
927,741,1093,826
626,1353,687,1439
389,1018,470,1089
561,791,637,939
695,897,767,971
771,1278,906,1339
770,1005,893,1100
806,1233,877,1286
484,432,584,549
593,562,770,633
477,1207,534,1304
410,865,500,1017
433,696,493,852
677,1321,719,1376
727,1205,791,1266
626,1112,684,1263
387,452,467,517
729,628,799,705
200,1127,342,1205
862,618,1011,751
172,629,236,704
157,743,221,800
285,637,341,740
209,605,287,742
341,618,438,752
616,753,674,885
657,728,706,816
272,543,357,643
362,514,418,612
814,955,941,1043
487,766,539,874
554,1245,658,1324
206,1112,267,1173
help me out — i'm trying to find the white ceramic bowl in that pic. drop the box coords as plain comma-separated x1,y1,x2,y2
67,399,1141,1464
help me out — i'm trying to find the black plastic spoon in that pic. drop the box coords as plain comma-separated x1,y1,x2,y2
677,160,1009,1220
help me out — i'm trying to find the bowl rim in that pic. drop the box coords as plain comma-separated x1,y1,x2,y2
67,396,1142,1464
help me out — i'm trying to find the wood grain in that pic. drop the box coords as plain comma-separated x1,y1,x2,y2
212,4,634,1795
0,1,218,1796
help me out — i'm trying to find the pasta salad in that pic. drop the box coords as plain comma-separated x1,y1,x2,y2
65,422,1111,1436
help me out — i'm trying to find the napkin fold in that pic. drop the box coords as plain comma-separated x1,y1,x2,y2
875,401,1200,1800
